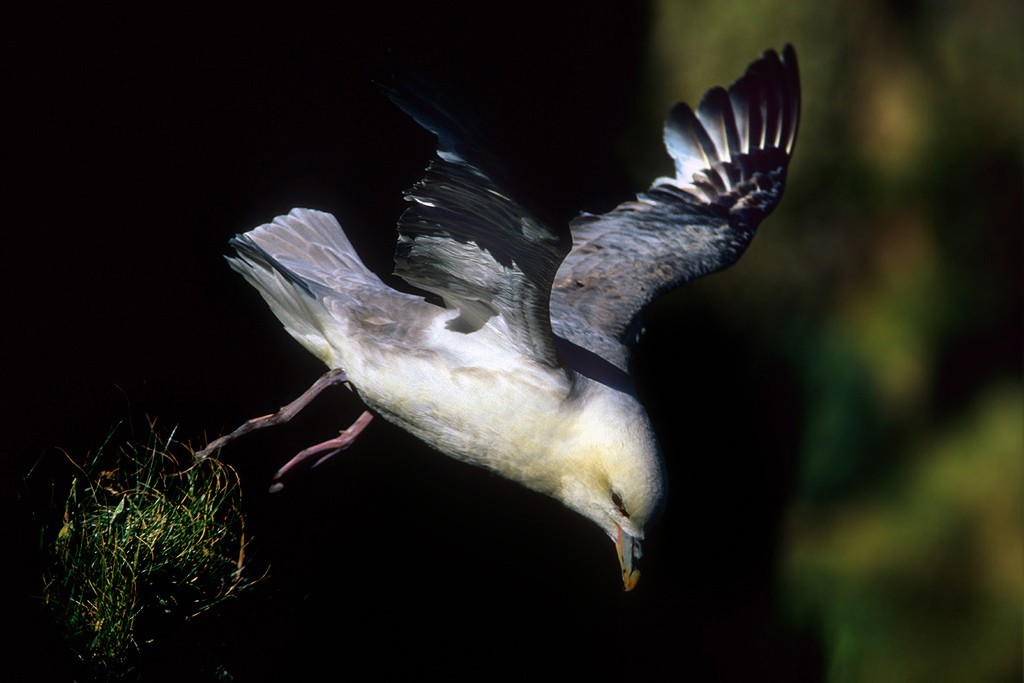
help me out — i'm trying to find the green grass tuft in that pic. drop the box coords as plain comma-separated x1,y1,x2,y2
43,422,256,679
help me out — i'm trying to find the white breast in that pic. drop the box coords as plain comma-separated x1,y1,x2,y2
324,307,575,487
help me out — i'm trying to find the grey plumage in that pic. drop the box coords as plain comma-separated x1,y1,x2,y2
552,45,799,371
223,45,800,590
396,154,569,368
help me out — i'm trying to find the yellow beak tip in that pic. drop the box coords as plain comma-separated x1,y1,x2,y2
623,568,640,591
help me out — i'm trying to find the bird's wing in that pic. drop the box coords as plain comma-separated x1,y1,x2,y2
551,45,800,371
389,85,572,368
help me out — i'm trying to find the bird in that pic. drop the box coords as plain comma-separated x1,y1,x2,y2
216,45,800,591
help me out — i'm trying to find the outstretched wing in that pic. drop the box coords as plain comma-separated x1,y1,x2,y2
388,85,571,368
551,45,800,371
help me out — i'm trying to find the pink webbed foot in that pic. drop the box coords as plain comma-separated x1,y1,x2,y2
269,411,373,492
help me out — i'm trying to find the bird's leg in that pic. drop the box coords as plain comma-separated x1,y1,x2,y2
268,410,373,493
195,368,355,459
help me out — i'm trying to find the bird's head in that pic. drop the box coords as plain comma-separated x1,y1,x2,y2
554,390,665,591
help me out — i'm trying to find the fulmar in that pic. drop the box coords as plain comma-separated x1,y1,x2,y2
204,45,800,590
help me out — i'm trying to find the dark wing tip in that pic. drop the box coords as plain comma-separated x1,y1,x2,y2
550,46,801,366
659,44,801,229
379,76,464,158
380,73,517,186
737,44,800,155
780,44,801,154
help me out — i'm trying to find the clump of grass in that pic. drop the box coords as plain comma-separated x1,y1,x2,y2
43,422,256,679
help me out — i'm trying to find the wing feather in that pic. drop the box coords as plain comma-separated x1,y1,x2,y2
390,89,571,368
551,45,800,370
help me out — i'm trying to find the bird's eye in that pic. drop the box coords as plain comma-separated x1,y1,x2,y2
611,491,630,519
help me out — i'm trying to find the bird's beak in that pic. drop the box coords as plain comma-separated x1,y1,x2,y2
615,523,641,591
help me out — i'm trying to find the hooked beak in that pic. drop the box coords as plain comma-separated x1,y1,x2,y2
615,524,641,591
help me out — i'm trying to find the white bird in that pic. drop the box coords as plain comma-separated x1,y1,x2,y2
217,45,800,590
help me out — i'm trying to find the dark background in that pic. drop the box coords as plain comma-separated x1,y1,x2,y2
8,1,1019,681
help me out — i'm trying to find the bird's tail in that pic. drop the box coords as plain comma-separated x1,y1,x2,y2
229,208,381,294
227,208,383,365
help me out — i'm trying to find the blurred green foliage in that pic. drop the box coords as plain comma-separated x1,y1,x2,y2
785,385,1021,682
643,1,1022,680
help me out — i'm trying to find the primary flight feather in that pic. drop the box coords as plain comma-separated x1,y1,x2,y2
223,45,800,590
